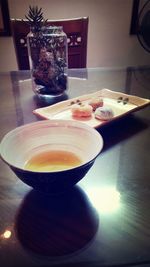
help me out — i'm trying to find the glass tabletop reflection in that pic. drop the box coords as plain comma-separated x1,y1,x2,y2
0,66,150,267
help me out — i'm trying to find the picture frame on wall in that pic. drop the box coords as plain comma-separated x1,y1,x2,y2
0,0,11,36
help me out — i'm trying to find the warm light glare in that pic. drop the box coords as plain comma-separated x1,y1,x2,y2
19,79,31,83
87,186,121,213
3,230,12,239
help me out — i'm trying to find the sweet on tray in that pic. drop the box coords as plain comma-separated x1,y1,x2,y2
70,96,113,121
95,106,114,121
88,97,104,111
71,103,93,118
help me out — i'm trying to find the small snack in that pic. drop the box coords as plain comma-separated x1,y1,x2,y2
95,106,114,121
89,97,103,111
71,103,93,118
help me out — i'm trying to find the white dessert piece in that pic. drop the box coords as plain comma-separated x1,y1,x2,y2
95,106,114,120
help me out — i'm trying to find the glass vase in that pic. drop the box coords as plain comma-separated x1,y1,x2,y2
27,26,68,102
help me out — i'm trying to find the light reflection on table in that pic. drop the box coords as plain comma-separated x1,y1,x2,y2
86,186,121,214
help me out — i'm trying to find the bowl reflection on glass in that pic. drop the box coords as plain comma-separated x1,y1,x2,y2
0,120,103,194
15,186,99,256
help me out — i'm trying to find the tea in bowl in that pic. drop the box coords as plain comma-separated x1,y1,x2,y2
0,120,103,194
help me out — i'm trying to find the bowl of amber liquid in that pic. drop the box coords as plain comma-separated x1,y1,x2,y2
0,120,103,194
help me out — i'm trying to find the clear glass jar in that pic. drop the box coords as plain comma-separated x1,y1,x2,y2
27,26,68,100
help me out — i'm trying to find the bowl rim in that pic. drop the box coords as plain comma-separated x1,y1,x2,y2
0,119,103,173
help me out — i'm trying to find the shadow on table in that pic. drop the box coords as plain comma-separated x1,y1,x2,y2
15,185,99,257
97,114,149,152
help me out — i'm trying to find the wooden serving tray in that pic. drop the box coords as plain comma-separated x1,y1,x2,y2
33,89,150,128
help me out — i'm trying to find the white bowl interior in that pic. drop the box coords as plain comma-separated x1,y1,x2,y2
0,120,103,171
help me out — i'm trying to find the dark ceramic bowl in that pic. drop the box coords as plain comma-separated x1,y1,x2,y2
0,120,103,194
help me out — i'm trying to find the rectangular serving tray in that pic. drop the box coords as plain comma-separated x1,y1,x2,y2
33,89,150,128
